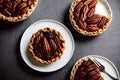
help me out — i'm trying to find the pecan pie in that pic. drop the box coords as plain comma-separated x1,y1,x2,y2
29,27,65,64
0,0,38,22
69,0,112,36
71,57,104,80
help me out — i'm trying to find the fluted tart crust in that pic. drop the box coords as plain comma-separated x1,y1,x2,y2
29,27,65,64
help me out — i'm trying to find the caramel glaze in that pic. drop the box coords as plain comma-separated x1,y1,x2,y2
74,59,104,80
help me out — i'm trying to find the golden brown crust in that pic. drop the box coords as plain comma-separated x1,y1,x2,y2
0,0,38,22
71,57,89,80
29,27,65,64
69,0,112,36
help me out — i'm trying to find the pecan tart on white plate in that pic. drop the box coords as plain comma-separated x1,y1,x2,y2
29,27,65,64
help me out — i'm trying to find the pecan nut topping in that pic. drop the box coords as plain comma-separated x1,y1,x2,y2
70,0,112,36
41,37,51,54
71,57,104,80
0,0,37,22
49,39,57,52
29,27,65,64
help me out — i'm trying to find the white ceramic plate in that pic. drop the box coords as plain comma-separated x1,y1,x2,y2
95,0,112,17
70,55,119,80
20,19,75,72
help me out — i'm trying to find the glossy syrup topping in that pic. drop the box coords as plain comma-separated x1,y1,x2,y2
33,30,64,60
0,0,34,17
73,0,109,32
74,59,104,80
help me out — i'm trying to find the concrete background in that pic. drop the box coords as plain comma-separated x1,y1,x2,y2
0,0,120,80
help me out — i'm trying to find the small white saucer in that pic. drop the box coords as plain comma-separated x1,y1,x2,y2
20,19,74,72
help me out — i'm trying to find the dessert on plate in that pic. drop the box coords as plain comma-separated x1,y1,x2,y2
69,0,112,36
29,27,65,64
71,57,104,80
0,0,38,22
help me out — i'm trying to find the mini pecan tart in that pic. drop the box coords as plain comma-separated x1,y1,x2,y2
69,0,112,36
71,57,104,80
29,27,65,64
0,0,38,22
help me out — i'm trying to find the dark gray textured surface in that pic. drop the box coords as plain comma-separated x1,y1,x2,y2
0,0,120,80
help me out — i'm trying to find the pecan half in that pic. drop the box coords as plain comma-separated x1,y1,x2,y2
87,7,95,17
86,14,102,24
16,2,27,11
87,25,99,32
49,39,57,52
88,70,100,78
41,37,51,53
10,2,17,12
74,2,83,14
74,2,84,21
80,5,89,21
98,16,108,28
53,35,62,49
22,6,29,14
77,19,86,29
74,12,79,21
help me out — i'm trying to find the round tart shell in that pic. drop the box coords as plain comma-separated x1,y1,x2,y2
29,27,65,64
69,0,112,36
0,0,38,22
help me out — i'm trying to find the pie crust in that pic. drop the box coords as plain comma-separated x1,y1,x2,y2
69,0,112,36
29,27,65,64
0,0,38,22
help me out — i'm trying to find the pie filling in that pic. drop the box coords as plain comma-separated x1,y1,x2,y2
31,28,65,61
73,58,104,80
73,0,110,32
0,0,35,17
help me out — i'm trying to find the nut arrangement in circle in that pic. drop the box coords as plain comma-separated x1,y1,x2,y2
70,0,112,36
0,0,37,22
29,27,66,64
